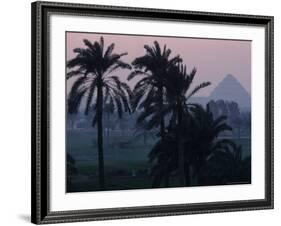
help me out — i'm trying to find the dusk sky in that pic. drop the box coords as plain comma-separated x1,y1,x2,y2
66,32,251,97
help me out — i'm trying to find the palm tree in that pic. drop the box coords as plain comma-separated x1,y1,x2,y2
165,63,211,185
203,142,251,185
128,41,182,186
128,41,182,135
186,104,233,185
148,127,178,187
149,104,233,187
228,101,241,139
67,37,132,190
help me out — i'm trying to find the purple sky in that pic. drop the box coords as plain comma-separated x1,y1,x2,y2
66,32,251,96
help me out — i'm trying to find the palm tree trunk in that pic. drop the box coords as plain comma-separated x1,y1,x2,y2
177,102,186,186
159,87,165,138
106,112,110,149
158,86,169,187
178,140,186,185
97,83,105,190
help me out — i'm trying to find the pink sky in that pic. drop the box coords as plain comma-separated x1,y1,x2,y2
66,32,251,96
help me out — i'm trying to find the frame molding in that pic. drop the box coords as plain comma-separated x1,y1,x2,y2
31,1,274,224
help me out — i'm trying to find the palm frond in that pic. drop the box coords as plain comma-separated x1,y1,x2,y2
104,43,115,58
127,70,148,81
99,36,104,54
68,77,88,114
153,41,161,57
188,67,197,85
143,44,155,57
66,70,83,80
212,115,228,128
214,124,232,136
186,82,211,101
83,39,95,50
84,79,97,115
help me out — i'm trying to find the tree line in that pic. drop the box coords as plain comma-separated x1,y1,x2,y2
67,37,250,190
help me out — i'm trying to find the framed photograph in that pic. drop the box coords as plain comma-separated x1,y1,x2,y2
31,1,274,224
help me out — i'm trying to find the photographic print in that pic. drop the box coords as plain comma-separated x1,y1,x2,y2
66,32,252,193
32,2,273,223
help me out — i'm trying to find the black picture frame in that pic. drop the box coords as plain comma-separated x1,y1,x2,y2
31,1,274,224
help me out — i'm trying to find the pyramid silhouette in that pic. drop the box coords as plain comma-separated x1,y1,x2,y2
209,74,250,110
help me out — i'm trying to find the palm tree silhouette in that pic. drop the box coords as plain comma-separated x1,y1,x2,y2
67,37,132,190
149,104,233,187
186,104,233,185
203,142,251,185
128,41,182,135
148,124,179,187
128,41,182,186
165,63,211,185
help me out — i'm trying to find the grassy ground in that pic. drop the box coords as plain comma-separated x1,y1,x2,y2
67,130,251,192
67,130,155,192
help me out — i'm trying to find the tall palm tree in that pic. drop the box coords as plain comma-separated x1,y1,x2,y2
128,41,182,135
67,37,132,190
165,63,211,185
128,41,182,186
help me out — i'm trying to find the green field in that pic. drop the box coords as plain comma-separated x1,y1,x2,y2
67,130,251,192
67,129,156,192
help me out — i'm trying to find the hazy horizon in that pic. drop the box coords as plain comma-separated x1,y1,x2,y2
66,32,251,97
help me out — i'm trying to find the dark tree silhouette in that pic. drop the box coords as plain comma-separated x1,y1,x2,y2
133,120,157,145
165,63,211,185
128,41,182,186
217,99,228,116
208,100,248,138
202,142,251,185
240,111,251,136
186,104,233,184
67,154,78,190
208,100,219,120
149,104,234,187
67,37,132,189
128,41,182,133
228,101,241,139
148,127,178,187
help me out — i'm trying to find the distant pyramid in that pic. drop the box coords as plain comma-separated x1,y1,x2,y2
209,74,250,109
